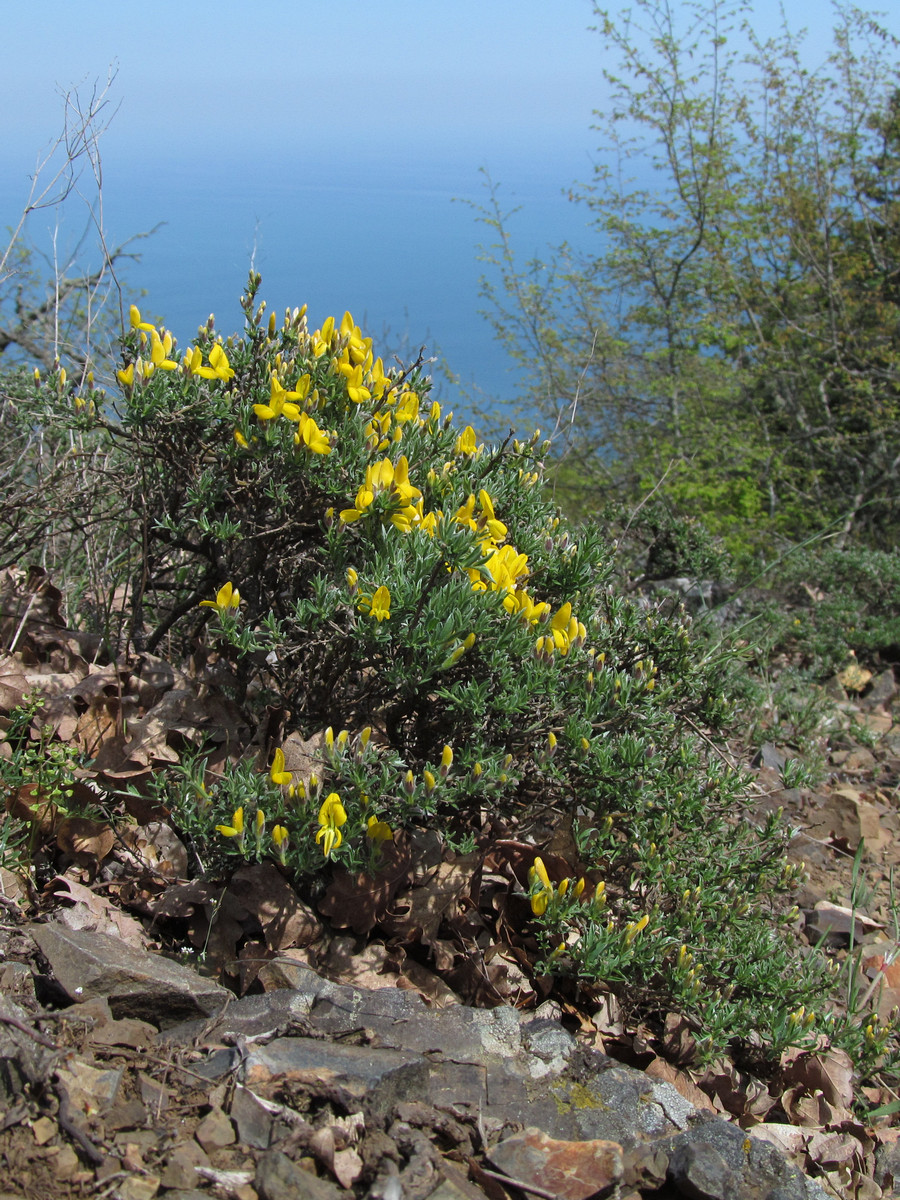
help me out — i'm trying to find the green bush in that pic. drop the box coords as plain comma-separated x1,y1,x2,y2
14,272,896,1073
767,545,900,678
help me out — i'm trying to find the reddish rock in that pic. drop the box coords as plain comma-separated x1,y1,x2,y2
487,1127,623,1200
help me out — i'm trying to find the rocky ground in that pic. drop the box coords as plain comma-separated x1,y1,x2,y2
0,568,899,1200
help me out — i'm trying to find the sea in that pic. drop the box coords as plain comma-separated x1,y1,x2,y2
3,143,599,434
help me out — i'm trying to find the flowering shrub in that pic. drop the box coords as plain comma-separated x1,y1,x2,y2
28,273,896,1069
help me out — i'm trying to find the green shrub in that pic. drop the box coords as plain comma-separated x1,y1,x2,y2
20,272,896,1072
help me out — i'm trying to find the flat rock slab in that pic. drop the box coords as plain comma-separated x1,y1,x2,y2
28,922,230,1026
198,1037,429,1124
488,1127,623,1200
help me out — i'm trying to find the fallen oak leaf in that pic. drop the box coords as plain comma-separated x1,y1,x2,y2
56,816,115,870
318,837,413,934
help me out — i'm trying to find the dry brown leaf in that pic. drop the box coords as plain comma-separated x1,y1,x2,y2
0,866,26,903
72,696,123,760
237,938,275,995
748,1123,810,1162
320,937,396,989
119,822,189,878
7,783,58,833
56,816,116,868
0,655,32,714
151,879,223,920
227,862,322,950
781,1047,855,1109
47,875,150,948
806,1130,865,1169
644,1056,717,1113
318,838,414,934
381,853,480,941
781,1085,846,1130
280,729,326,795
661,1012,698,1066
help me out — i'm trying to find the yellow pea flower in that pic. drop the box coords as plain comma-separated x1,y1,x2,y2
216,806,245,851
624,914,650,946
199,581,241,614
116,362,135,389
366,815,394,842
455,425,480,456
358,585,391,621
129,304,155,332
149,329,178,371
530,857,551,889
272,824,289,864
191,343,235,381
294,412,331,454
316,793,347,858
270,748,293,787
528,857,554,916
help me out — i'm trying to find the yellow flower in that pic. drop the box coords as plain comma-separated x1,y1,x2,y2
366,815,394,842
345,363,371,404
624,914,650,946
528,856,554,917
149,329,178,371
549,602,581,655
272,824,289,864
129,304,155,332
216,806,245,849
530,856,551,889
270,748,293,787
316,793,347,858
199,581,241,614
455,425,480,456
234,430,249,448
395,391,420,423
440,745,453,776
116,362,135,388
294,413,331,455
189,343,235,381
358,585,391,621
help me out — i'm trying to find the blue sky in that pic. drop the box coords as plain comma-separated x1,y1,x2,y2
8,0,892,177
5,1,605,173
4,1,898,412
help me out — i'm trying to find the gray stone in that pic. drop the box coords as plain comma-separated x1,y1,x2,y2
520,1017,577,1076
667,1115,830,1200
366,1003,523,1065
230,1084,274,1150
650,1079,696,1130
158,1141,210,1191
198,1036,430,1124
863,668,896,709
194,1105,236,1151
159,982,322,1044
28,924,229,1027
0,994,58,1104
255,1149,345,1200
